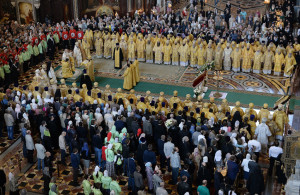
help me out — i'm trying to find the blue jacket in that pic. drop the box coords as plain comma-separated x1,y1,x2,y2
114,120,126,132
143,150,156,165
227,160,239,180
128,158,136,176
157,139,165,155
71,153,80,169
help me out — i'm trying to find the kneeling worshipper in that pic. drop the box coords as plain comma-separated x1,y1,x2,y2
113,43,123,69
61,58,73,78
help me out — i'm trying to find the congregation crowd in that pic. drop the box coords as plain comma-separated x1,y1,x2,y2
0,0,298,194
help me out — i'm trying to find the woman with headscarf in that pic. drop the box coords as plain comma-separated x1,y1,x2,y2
93,166,103,189
214,150,223,168
9,172,19,195
247,161,265,195
101,170,112,194
198,137,207,157
105,143,115,177
241,153,253,184
231,111,243,130
81,142,91,176
145,162,154,193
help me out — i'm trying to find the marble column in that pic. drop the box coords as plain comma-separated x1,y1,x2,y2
73,0,79,20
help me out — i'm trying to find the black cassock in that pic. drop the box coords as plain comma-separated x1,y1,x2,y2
80,74,93,90
113,47,123,69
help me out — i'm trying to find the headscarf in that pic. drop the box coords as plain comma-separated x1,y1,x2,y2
94,166,100,175
9,172,14,181
108,143,113,150
104,170,108,177
145,162,152,167
203,156,208,163
246,153,251,160
26,104,31,112
81,142,89,157
15,104,21,118
193,148,200,157
214,150,222,161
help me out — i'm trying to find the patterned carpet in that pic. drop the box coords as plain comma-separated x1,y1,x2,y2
0,132,21,155
92,58,288,95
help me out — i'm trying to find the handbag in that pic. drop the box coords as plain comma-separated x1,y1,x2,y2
220,161,228,177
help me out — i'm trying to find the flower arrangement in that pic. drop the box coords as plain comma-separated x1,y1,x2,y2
198,61,215,75
165,119,175,129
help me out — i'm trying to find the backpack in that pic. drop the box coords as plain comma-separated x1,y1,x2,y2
116,154,122,165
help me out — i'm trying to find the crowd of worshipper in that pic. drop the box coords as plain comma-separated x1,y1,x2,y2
1,79,290,194
0,0,299,91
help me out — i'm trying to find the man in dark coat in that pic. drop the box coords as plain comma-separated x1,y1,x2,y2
80,69,93,90
113,43,123,69
47,34,55,60
247,161,265,195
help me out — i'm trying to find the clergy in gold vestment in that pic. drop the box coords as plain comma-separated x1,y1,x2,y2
123,64,133,90
131,61,137,86
113,43,123,69
82,38,91,59
214,43,224,70
179,40,190,66
190,43,198,67
273,104,288,140
84,57,95,82
128,39,136,61
262,47,274,75
136,37,146,61
85,28,94,50
197,43,206,68
61,58,73,78
163,40,172,65
153,41,163,64
95,37,103,58
231,44,242,72
242,43,254,72
273,49,285,76
172,41,180,65
133,60,140,83
120,37,128,61
252,46,264,74
111,34,119,57
206,43,214,63
104,36,112,59
146,39,154,63
284,51,296,77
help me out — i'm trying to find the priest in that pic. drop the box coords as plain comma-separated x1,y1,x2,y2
80,69,93,90
113,43,123,69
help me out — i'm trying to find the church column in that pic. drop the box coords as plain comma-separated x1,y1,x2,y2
73,0,79,20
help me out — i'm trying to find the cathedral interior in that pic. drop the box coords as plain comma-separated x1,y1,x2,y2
0,0,300,194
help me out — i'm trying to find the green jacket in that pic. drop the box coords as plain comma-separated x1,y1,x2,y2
82,179,91,195
101,176,112,190
38,43,43,54
3,64,10,74
109,180,121,195
21,51,30,61
0,67,5,79
93,172,103,184
105,149,114,162
33,45,39,56
27,45,33,56
92,188,103,195
42,40,47,52
54,34,59,43
18,54,23,64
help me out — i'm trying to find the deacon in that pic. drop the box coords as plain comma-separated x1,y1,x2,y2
113,43,123,69
123,63,133,90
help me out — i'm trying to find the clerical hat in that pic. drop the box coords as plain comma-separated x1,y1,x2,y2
108,95,112,101
130,98,134,104
97,93,102,98
87,90,91,96
83,69,87,73
35,86,39,91
14,83,18,87
196,107,200,113
162,102,166,107
75,89,79,94
23,85,27,90
44,87,48,91
68,89,72,94
184,106,188,111
140,97,145,102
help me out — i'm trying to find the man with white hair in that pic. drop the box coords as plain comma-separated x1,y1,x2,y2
73,42,82,67
255,117,272,154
